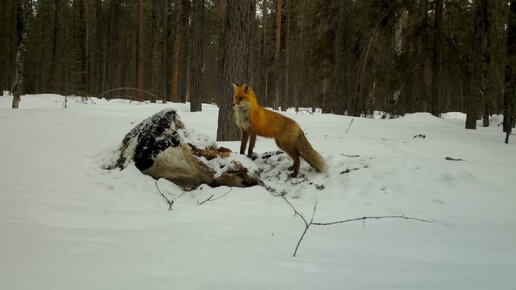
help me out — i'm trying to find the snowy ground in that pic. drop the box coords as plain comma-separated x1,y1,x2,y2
1,93,515,290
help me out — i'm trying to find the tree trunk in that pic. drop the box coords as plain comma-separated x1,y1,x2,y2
466,0,488,129
216,0,255,141
430,0,443,117
504,0,516,143
283,0,291,111
216,0,227,104
189,0,204,112
483,0,497,127
151,0,162,102
137,0,144,100
50,0,60,92
94,0,102,95
334,0,348,115
273,0,282,110
178,0,190,103
171,0,190,103
76,0,87,93
105,0,121,93
11,0,30,109
415,0,430,112
259,0,268,106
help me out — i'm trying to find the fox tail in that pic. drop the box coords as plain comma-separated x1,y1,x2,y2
296,132,327,173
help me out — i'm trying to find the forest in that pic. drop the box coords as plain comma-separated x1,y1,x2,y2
1,0,515,141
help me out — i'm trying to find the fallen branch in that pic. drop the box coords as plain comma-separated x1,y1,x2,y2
345,118,354,134
445,156,465,161
313,215,433,226
197,187,233,205
155,179,188,210
280,196,433,257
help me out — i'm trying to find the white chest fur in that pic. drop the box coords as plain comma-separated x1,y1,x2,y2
233,103,251,130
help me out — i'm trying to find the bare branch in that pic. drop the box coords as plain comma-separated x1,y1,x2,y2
312,215,434,226
197,187,233,205
345,118,354,134
155,179,187,210
280,195,308,226
280,196,433,257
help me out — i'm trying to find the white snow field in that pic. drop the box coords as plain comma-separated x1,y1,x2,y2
1,94,515,290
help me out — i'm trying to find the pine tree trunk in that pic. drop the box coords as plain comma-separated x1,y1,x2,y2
216,0,227,105
76,0,87,93
283,0,290,111
466,0,488,129
216,0,255,141
171,0,190,103
415,0,430,112
178,0,190,103
94,0,102,95
258,0,268,107
105,0,121,93
137,0,144,100
504,0,516,143
430,0,443,117
151,0,162,102
334,0,347,115
483,0,497,127
189,0,204,112
273,0,282,110
172,33,180,102
11,0,30,109
50,0,60,92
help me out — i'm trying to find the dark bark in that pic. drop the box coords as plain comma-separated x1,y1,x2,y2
283,0,291,111
172,0,190,103
273,0,282,110
216,0,255,141
11,0,30,109
76,0,87,92
416,0,430,113
94,0,102,95
334,0,347,115
466,0,488,129
50,0,60,92
189,0,204,112
137,0,144,100
151,0,162,102
430,0,443,117
105,0,121,92
258,0,268,106
178,0,190,103
504,0,516,143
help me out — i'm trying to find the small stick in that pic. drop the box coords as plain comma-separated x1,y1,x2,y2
197,187,233,205
345,118,354,134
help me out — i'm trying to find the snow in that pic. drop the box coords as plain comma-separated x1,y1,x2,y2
1,94,516,290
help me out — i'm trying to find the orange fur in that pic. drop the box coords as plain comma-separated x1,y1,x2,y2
232,83,327,176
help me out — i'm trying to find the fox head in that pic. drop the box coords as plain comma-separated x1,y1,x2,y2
232,83,257,107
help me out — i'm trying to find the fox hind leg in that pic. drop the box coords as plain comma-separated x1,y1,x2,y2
276,139,300,177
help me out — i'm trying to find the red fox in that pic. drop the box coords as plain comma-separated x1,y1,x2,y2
232,83,327,177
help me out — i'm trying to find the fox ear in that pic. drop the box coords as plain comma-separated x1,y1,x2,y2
232,82,240,94
243,84,249,93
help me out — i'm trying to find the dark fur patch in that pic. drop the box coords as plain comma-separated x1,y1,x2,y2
116,109,183,171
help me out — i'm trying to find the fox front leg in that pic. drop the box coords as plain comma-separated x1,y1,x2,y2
240,129,250,155
247,131,257,159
